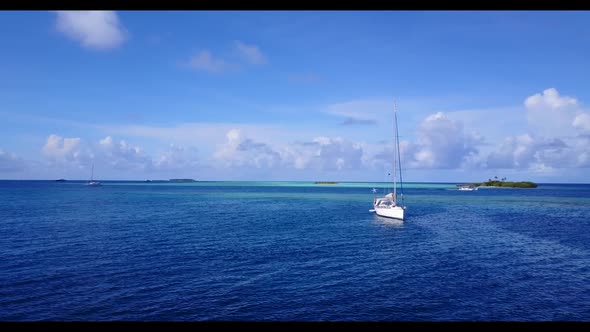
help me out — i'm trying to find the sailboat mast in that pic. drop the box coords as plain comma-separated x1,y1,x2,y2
393,100,397,203
91,164,94,181
395,101,404,207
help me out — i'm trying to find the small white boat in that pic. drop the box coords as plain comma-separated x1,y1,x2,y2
86,164,101,186
457,184,477,191
372,100,406,221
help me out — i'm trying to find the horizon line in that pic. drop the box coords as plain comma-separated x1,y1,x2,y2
0,179,588,185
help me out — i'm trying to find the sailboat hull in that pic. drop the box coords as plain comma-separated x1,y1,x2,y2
374,205,405,220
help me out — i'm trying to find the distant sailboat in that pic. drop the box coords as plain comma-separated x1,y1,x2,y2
86,163,101,186
371,100,406,221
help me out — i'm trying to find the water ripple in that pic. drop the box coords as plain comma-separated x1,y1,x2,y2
1,181,589,320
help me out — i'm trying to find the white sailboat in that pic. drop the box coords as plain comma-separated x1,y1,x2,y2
371,100,406,220
86,163,101,186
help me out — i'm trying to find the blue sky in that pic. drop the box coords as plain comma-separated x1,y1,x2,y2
1,11,590,182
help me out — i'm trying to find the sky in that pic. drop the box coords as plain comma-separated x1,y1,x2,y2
1,10,590,182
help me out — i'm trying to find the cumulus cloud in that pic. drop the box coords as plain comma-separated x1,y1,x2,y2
234,41,267,65
187,50,229,73
42,134,92,166
365,90,590,174
98,136,152,170
0,149,26,172
41,134,156,171
102,122,288,145
214,129,284,169
573,113,590,135
40,134,205,177
294,137,364,171
393,112,483,169
34,87,590,180
54,11,127,50
213,129,365,172
486,134,570,169
153,144,200,171
524,88,580,137
282,138,360,171
525,88,578,110
481,88,590,172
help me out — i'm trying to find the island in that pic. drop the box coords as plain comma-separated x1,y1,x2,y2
468,177,537,188
169,178,196,183
314,181,338,185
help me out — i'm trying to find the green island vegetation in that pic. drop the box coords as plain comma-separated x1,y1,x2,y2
473,176,537,188
314,181,339,184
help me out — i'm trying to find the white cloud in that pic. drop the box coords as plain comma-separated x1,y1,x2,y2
42,134,92,166
298,137,364,171
0,149,26,172
153,144,200,171
187,50,229,73
28,88,590,181
234,41,267,65
98,122,346,154
396,112,483,169
212,129,365,172
280,137,365,171
525,88,578,110
481,88,590,172
43,134,80,156
54,11,127,50
573,113,590,135
486,134,577,170
487,134,537,169
213,129,284,169
98,136,152,171
39,134,205,178
101,122,315,152
443,106,526,144
524,88,580,137
41,134,155,172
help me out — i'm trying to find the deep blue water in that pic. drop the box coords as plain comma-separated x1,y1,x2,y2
1,180,590,321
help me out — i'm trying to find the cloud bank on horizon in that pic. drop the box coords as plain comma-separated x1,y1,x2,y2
1,11,589,182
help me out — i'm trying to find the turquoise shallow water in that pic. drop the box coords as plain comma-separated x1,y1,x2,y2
86,181,456,189
1,181,589,321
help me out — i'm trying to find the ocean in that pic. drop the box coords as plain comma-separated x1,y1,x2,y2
1,180,589,321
